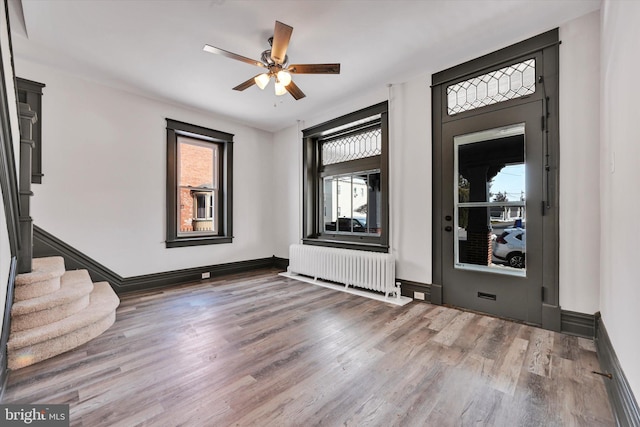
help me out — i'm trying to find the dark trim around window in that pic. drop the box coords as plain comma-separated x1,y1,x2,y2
302,101,389,252
166,119,233,248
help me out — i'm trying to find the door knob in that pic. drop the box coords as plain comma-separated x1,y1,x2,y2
444,226,452,232
445,215,452,221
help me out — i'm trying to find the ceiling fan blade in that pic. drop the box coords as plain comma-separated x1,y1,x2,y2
288,63,341,74
232,75,262,91
270,21,293,65
286,80,306,100
203,44,265,68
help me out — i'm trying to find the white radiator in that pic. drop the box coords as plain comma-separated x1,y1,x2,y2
287,244,397,297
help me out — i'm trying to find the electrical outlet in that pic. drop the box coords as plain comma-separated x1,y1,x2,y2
201,272,211,279
413,291,425,301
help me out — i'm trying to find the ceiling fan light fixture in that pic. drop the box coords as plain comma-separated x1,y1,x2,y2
254,73,271,90
276,70,292,86
204,20,339,100
274,80,287,96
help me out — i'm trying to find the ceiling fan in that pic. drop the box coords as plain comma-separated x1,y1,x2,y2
203,21,340,100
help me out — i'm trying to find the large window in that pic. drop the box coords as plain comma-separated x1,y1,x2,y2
166,119,233,247
302,102,388,251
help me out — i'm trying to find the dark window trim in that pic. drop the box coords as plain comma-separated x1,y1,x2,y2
321,156,381,177
319,119,381,146
0,20,20,256
301,238,389,253
303,102,387,138
166,119,233,248
302,101,389,252
432,29,559,87
16,77,45,184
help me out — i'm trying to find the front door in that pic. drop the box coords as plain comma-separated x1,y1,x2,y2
431,30,560,329
440,101,543,324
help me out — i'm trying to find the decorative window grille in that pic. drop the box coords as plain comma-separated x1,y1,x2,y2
447,59,536,115
321,128,382,166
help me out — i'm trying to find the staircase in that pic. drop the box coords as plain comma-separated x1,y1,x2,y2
7,256,119,370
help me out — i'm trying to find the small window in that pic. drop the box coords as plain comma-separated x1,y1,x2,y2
166,119,233,247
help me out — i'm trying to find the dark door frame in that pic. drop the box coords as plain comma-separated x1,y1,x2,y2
431,29,561,331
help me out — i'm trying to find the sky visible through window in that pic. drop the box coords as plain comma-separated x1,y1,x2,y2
492,164,525,201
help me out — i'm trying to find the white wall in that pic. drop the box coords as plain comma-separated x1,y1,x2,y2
1,3,20,179
274,13,603,302
272,124,300,258
271,87,390,260
558,11,601,314
0,2,21,336
15,60,275,277
600,0,640,400
0,186,11,335
272,82,434,284
14,10,604,318
388,80,432,283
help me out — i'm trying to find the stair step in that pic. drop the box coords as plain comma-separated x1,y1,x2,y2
11,270,94,332
14,256,66,301
8,282,120,369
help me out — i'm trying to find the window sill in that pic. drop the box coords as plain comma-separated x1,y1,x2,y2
302,237,389,253
166,236,232,248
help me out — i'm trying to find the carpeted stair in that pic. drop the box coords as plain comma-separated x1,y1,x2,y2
8,256,119,370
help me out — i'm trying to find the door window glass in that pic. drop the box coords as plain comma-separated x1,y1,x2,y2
454,124,526,275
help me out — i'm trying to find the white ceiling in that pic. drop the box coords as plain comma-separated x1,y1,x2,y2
10,0,600,133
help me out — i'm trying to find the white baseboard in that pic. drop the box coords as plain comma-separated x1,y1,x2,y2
279,272,413,307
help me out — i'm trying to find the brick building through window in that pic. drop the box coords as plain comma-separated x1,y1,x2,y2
166,118,233,248
178,137,218,234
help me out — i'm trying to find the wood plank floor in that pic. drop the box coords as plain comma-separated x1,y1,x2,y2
3,269,615,426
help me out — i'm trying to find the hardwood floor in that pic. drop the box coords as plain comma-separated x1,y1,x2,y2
3,269,614,426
